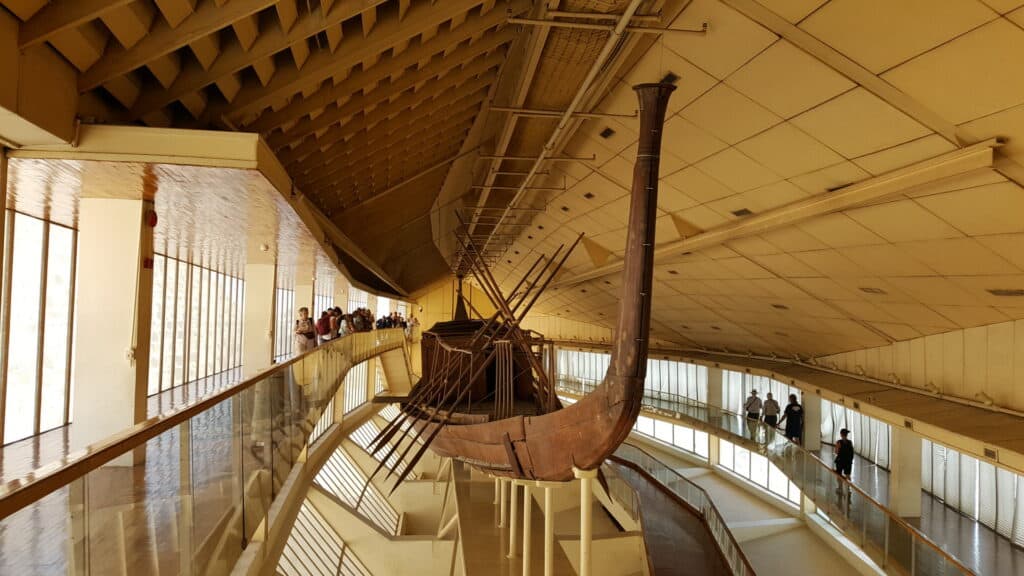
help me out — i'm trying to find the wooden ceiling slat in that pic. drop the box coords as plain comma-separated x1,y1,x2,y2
236,15,515,134
154,0,197,29
101,2,156,51
210,0,524,127
79,0,283,91
19,0,135,49
269,47,505,150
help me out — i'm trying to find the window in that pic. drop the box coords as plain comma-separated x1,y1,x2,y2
631,415,708,461
348,287,368,313
820,398,891,469
923,439,1024,546
645,357,708,403
718,439,801,505
377,295,390,318
1,211,78,444
148,254,244,395
723,370,802,416
274,267,295,361
314,274,334,317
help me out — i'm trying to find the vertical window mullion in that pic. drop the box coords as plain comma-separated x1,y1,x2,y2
32,222,50,435
63,229,77,425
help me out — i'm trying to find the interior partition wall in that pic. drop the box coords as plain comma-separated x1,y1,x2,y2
147,254,245,396
0,211,78,445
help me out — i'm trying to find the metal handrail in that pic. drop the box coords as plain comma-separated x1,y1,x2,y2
0,328,406,521
610,443,756,576
557,380,977,575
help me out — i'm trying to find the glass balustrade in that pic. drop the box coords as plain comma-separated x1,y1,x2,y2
558,379,976,576
0,328,405,576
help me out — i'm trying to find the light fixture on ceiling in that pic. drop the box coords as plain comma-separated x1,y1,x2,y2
599,127,615,139
583,192,595,199
668,269,679,275
987,288,1024,297
860,287,887,295
772,303,788,310
731,208,753,217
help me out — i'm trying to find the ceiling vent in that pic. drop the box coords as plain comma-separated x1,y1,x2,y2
853,401,860,409
580,289,587,293
731,208,753,217
561,206,569,212
771,304,788,310
668,270,679,275
984,447,998,460
537,225,544,230
774,331,788,337
583,192,595,199
599,127,616,139
603,280,611,285
527,235,534,240
711,325,721,331
860,287,887,295
681,324,690,329
660,71,680,85
987,288,1024,297
904,419,914,430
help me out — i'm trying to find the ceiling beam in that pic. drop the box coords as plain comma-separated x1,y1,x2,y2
124,0,394,117
269,47,506,149
239,23,515,134
550,140,1001,288
19,0,134,49
284,70,496,169
81,0,287,90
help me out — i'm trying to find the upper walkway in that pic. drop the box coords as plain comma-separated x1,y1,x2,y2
0,328,406,575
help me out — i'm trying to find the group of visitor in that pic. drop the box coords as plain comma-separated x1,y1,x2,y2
743,390,855,483
292,306,420,353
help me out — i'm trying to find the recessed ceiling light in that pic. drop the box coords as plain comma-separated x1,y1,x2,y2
599,127,615,139
514,250,520,255
506,260,512,264
731,208,753,217
711,326,721,331
561,206,569,212
771,304,788,310
580,289,587,293
527,235,533,240
583,192,595,199
538,225,544,230
987,288,1024,297
860,287,887,295
681,251,692,256
668,270,678,275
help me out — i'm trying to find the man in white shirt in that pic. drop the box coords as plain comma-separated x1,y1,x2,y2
762,392,781,427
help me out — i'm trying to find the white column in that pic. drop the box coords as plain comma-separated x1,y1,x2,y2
522,483,533,576
499,478,508,527
71,197,154,451
295,254,315,316
242,261,276,377
574,467,597,576
803,392,822,451
889,426,922,517
334,272,349,310
543,485,554,576
508,481,519,558
707,366,724,409
707,435,720,467
494,477,500,505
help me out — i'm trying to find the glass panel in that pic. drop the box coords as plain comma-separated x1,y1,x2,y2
5,213,44,442
40,225,74,432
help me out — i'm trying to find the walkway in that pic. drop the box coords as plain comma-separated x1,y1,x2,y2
631,438,862,576
819,445,1024,576
610,459,730,576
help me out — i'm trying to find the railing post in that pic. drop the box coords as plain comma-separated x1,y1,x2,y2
499,478,508,527
543,484,554,576
508,480,519,558
522,482,533,576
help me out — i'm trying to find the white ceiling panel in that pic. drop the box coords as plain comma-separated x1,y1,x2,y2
680,83,783,144
663,0,779,80
695,148,781,192
736,122,845,178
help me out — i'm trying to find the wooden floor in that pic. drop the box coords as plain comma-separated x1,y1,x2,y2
611,461,731,576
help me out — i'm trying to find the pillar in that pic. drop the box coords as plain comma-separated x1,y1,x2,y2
522,483,533,576
707,366,724,409
803,393,822,451
71,196,154,451
574,467,597,576
242,261,276,378
888,427,922,517
543,485,554,576
334,271,349,310
499,478,508,527
508,481,519,558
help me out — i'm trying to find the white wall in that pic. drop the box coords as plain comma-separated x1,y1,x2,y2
819,319,1024,413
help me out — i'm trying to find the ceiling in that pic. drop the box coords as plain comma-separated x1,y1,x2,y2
3,0,1024,359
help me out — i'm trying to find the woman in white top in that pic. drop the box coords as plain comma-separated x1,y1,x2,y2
293,307,317,353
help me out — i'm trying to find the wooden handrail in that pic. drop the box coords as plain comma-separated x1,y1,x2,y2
0,328,405,522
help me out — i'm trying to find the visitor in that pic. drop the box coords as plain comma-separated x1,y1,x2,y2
833,428,854,482
293,307,317,353
778,394,804,444
743,390,762,420
762,392,780,428
316,310,332,345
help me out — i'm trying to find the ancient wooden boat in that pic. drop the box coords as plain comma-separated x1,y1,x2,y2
370,83,675,484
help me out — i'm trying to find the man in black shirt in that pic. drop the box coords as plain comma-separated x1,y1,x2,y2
833,428,854,481
778,394,804,444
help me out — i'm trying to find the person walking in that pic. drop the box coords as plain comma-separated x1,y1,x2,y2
833,428,854,482
743,390,762,420
778,394,805,444
762,392,781,428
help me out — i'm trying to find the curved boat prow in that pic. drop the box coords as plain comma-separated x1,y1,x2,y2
412,82,676,481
